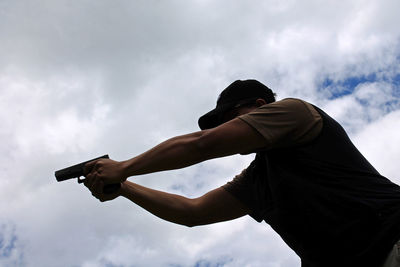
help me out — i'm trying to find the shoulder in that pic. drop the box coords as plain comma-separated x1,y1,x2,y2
238,98,323,148
259,97,317,113
240,97,321,124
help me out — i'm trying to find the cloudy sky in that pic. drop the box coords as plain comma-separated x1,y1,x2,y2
1,0,400,266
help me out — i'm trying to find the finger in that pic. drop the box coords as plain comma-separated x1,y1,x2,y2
84,160,100,176
93,178,104,195
86,172,99,191
83,171,94,186
83,172,92,187
93,180,109,202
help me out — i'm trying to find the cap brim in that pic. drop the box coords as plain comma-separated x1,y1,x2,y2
198,103,233,130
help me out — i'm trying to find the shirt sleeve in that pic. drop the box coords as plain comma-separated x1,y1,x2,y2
222,156,272,222
237,98,323,149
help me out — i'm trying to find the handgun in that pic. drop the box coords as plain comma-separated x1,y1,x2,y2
55,154,121,194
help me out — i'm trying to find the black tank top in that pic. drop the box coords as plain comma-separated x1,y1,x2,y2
250,106,400,266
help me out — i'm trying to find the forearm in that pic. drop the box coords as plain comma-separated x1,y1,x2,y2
120,181,198,227
118,118,265,179
121,131,209,177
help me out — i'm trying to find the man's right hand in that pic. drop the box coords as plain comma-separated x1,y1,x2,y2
84,157,127,185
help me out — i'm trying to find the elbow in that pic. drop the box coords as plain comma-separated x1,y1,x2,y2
182,217,205,228
181,212,202,228
174,216,200,228
182,221,198,228
178,200,203,228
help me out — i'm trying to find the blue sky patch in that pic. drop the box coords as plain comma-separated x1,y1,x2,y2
194,258,233,267
319,58,400,100
393,73,400,89
319,73,379,99
0,224,18,258
168,258,233,267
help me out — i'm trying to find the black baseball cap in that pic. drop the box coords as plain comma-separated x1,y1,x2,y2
198,79,275,130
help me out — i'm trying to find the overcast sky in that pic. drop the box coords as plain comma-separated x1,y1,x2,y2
1,0,400,266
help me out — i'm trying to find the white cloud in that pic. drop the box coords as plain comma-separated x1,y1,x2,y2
0,0,399,266
354,109,400,180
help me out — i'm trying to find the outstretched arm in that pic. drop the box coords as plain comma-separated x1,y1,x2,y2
90,180,250,227
121,182,250,227
84,117,265,185
83,118,259,225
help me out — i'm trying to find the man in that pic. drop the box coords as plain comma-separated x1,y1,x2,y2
84,80,400,267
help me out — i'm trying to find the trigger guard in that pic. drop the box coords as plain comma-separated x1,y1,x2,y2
77,176,85,184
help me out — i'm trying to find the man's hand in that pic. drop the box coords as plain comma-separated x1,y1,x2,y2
84,158,127,184
83,158,126,201
84,177,121,202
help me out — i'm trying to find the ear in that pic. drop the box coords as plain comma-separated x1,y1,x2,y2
255,98,267,107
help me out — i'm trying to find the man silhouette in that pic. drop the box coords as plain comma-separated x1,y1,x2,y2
84,79,400,267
